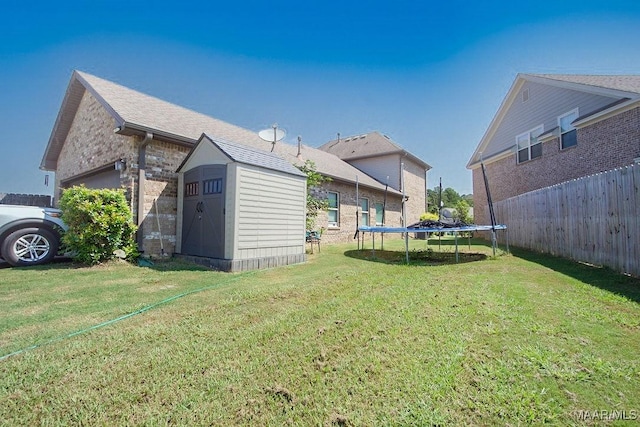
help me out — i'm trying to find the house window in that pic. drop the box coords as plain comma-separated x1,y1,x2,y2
375,202,384,225
517,125,544,163
559,109,578,150
185,182,199,196
361,198,370,226
203,178,223,194
327,192,339,227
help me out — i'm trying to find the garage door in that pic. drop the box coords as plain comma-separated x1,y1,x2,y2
65,168,121,189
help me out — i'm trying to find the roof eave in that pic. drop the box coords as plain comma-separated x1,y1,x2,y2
467,146,514,169
573,98,640,129
116,122,195,147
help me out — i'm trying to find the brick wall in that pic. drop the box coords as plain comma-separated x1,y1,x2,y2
312,181,403,244
402,159,427,223
138,139,190,256
55,91,192,257
473,106,640,226
55,91,137,196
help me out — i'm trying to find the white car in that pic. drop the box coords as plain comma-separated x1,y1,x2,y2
0,205,67,266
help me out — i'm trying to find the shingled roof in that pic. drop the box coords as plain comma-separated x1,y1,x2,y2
527,74,640,95
319,131,431,170
41,71,400,195
179,134,307,178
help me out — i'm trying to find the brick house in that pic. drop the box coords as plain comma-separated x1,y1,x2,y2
40,71,426,256
319,131,431,226
467,74,640,226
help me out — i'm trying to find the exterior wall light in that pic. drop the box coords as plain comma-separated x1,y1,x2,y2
114,159,127,171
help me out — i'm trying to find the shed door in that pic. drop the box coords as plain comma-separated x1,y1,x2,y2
181,165,226,258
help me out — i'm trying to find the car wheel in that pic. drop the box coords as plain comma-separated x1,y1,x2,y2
1,227,59,266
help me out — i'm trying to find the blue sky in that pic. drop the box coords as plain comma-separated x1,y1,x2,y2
2,0,640,197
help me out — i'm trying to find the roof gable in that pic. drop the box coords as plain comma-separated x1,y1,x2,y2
467,73,640,169
319,131,431,169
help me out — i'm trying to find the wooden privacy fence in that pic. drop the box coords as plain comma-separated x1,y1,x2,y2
494,164,640,277
0,193,52,207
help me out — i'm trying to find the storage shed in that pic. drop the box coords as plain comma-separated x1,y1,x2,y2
176,134,308,271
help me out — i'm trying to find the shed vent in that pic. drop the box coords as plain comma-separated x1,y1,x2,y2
522,88,530,102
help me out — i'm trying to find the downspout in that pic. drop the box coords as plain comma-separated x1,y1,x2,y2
137,132,154,250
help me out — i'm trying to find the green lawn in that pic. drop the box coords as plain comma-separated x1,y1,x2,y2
1,238,639,426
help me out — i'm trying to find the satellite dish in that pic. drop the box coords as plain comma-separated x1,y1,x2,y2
258,123,286,151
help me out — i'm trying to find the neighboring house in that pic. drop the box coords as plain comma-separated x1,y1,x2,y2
467,74,640,226
40,71,413,257
319,131,431,225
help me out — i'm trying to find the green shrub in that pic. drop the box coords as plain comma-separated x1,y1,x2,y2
59,186,138,265
419,212,439,221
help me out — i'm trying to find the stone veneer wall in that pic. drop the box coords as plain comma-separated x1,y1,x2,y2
55,90,192,257
311,181,403,244
138,140,190,256
55,91,136,197
473,107,640,226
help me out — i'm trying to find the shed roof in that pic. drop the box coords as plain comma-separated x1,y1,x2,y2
179,134,306,178
41,71,400,195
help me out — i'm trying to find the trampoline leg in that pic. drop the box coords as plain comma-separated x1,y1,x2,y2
455,231,459,263
405,232,409,264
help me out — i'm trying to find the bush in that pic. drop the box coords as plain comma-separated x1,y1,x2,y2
59,186,138,265
419,212,439,221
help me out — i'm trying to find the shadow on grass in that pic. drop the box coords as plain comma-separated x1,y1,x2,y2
0,257,213,272
344,248,488,266
510,246,640,304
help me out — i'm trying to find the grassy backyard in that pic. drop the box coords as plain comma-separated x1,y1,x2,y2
1,238,639,425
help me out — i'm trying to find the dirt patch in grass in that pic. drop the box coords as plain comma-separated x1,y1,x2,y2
344,248,488,265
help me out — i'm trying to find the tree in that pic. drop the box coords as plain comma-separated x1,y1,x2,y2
454,199,472,224
427,186,468,213
296,160,331,230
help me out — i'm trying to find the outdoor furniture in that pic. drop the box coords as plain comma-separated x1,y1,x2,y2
306,230,321,253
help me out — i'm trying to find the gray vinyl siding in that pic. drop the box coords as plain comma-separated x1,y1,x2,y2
235,165,306,259
349,154,401,190
485,81,620,159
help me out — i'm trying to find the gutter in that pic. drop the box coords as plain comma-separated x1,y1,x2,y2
114,124,154,250
136,131,153,250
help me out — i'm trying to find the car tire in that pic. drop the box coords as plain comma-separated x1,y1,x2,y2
1,227,59,267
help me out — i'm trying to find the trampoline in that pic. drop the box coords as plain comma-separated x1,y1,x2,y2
357,224,508,264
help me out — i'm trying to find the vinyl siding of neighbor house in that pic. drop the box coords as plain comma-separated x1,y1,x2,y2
348,154,427,223
349,154,401,192
234,165,306,259
484,81,619,160
472,106,640,226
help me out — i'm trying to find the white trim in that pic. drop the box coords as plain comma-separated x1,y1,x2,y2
327,191,339,227
558,108,579,150
361,197,370,226
516,124,544,164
